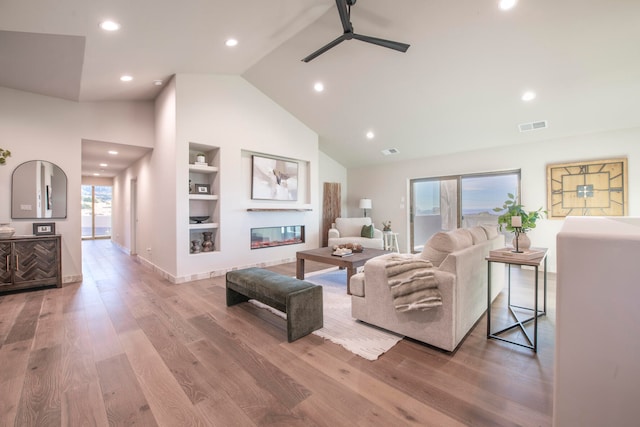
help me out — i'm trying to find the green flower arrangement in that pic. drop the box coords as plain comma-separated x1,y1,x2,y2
0,148,11,165
493,193,546,232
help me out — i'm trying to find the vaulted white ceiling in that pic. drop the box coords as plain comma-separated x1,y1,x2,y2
2,0,640,171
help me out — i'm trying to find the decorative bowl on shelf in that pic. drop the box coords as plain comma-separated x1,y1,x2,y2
189,216,210,224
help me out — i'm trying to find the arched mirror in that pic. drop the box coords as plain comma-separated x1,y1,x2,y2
12,160,68,219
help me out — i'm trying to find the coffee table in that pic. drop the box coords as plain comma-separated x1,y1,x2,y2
296,247,390,294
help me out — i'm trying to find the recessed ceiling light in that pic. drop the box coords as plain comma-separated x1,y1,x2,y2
366,131,375,139
108,150,118,155
100,163,108,167
499,0,518,11
120,75,133,82
153,80,163,86
313,82,324,92
99,20,121,31
225,38,238,47
93,173,101,176
522,90,536,101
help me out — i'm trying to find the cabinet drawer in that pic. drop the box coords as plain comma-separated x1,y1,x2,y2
0,242,11,285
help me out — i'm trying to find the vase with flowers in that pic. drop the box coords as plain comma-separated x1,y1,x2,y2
493,193,545,250
382,220,392,232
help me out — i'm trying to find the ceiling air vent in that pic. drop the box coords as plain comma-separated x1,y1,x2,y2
518,120,548,132
381,148,399,155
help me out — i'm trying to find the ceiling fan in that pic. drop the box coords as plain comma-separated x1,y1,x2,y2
302,0,410,63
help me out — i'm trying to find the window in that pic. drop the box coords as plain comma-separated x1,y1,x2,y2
410,171,519,252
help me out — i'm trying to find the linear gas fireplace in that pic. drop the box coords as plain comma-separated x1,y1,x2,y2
251,225,305,249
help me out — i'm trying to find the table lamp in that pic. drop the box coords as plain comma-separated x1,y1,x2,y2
359,198,372,217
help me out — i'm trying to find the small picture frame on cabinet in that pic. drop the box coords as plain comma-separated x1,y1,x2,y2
33,222,55,236
194,184,210,195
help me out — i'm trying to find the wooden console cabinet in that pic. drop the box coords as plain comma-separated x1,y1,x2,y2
0,235,62,293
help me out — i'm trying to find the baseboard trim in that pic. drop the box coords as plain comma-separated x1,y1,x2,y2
136,255,298,284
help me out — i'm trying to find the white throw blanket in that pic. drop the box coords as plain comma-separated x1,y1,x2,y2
385,255,442,312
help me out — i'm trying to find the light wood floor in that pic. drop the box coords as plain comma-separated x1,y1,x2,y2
0,240,555,426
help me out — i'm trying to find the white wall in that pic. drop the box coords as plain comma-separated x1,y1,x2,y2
554,217,640,426
134,74,320,282
81,176,114,186
347,127,640,272
111,151,153,258
0,86,154,283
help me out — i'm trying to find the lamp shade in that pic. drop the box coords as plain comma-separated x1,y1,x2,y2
359,198,372,209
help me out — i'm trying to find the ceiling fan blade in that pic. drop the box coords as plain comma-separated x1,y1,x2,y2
302,35,348,62
335,0,352,33
352,33,410,53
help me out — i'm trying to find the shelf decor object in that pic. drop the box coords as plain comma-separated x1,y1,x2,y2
547,158,628,218
0,223,16,238
33,222,55,236
189,216,209,224
510,215,524,253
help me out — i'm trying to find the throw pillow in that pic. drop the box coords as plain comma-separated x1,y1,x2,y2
468,226,488,244
361,224,374,238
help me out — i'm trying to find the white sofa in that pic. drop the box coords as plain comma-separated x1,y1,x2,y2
350,225,505,351
327,217,384,250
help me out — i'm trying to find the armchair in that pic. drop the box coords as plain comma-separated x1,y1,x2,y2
327,217,384,250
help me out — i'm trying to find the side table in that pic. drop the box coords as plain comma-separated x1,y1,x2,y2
486,247,548,352
383,231,399,253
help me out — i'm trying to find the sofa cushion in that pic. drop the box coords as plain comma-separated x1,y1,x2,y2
481,225,499,239
361,224,374,238
335,217,372,237
419,228,473,267
328,236,384,250
468,226,488,244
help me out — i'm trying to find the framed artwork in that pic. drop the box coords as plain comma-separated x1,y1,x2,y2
251,155,298,201
33,222,56,235
194,184,210,195
547,158,628,218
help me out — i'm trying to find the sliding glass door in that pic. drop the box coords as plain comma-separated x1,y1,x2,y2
410,171,519,252
410,177,458,252
81,185,113,239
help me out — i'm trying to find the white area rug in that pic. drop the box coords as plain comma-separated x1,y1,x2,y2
250,268,403,361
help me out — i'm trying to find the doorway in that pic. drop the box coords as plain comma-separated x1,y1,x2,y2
81,185,113,239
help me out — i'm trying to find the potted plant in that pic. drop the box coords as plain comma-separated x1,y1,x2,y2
493,193,546,249
0,148,11,165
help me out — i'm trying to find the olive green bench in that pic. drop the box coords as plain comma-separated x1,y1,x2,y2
226,267,323,342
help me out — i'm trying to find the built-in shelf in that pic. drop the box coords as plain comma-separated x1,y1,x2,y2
247,208,312,212
189,194,219,201
188,144,220,254
188,223,220,230
188,164,218,173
